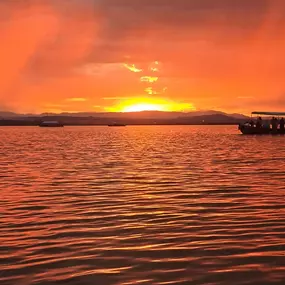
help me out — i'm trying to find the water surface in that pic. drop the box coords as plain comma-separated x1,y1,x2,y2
0,126,284,285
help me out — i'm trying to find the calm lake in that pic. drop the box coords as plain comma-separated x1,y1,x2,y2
0,126,284,285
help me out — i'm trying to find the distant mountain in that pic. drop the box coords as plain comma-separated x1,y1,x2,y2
0,110,249,126
36,110,249,119
0,111,21,118
0,109,250,119
181,110,250,120
0,111,39,118
228,113,250,119
179,114,243,124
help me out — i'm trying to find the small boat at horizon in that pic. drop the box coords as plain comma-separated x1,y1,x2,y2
238,111,285,135
108,123,126,127
39,121,64,127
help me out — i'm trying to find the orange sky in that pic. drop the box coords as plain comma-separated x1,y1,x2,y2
1,0,285,114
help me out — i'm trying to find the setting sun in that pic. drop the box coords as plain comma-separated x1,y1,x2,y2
105,97,195,112
122,103,165,112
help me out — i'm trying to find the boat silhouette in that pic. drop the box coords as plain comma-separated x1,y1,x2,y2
108,123,126,127
39,121,64,127
239,111,285,135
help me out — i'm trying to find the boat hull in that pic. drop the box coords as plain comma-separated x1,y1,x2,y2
39,123,64,127
39,125,64,128
238,124,285,135
108,124,126,127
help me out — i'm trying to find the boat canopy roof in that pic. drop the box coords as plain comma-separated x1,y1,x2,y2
252,111,285,116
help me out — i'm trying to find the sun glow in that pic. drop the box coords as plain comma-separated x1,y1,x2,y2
122,103,165,112
105,97,195,112
123,64,143,73
114,60,195,113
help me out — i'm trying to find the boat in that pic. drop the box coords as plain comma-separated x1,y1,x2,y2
39,121,64,127
238,111,285,135
108,123,126,127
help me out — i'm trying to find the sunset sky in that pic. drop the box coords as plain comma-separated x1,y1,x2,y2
1,0,285,114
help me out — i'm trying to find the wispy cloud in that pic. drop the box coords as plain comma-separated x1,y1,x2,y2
66,98,87,102
140,76,158,83
123,64,143,73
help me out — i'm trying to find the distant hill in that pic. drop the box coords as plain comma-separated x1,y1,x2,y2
0,110,249,126
228,113,250,120
0,111,21,118
0,110,249,120
176,114,244,124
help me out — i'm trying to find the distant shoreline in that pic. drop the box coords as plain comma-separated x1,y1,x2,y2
0,112,247,127
0,122,239,127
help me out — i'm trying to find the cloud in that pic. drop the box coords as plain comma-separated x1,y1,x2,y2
124,64,143,73
66,98,87,102
1,0,285,113
140,76,158,83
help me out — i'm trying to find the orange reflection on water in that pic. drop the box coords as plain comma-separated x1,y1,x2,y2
0,126,285,284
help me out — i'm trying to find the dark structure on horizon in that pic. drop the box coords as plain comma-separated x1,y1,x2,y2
0,111,248,126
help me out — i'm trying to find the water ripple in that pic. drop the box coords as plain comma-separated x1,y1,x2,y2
0,126,284,285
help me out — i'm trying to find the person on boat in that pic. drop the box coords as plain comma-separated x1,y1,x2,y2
279,117,285,131
256,117,262,128
263,119,270,130
271,117,278,133
275,117,279,129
